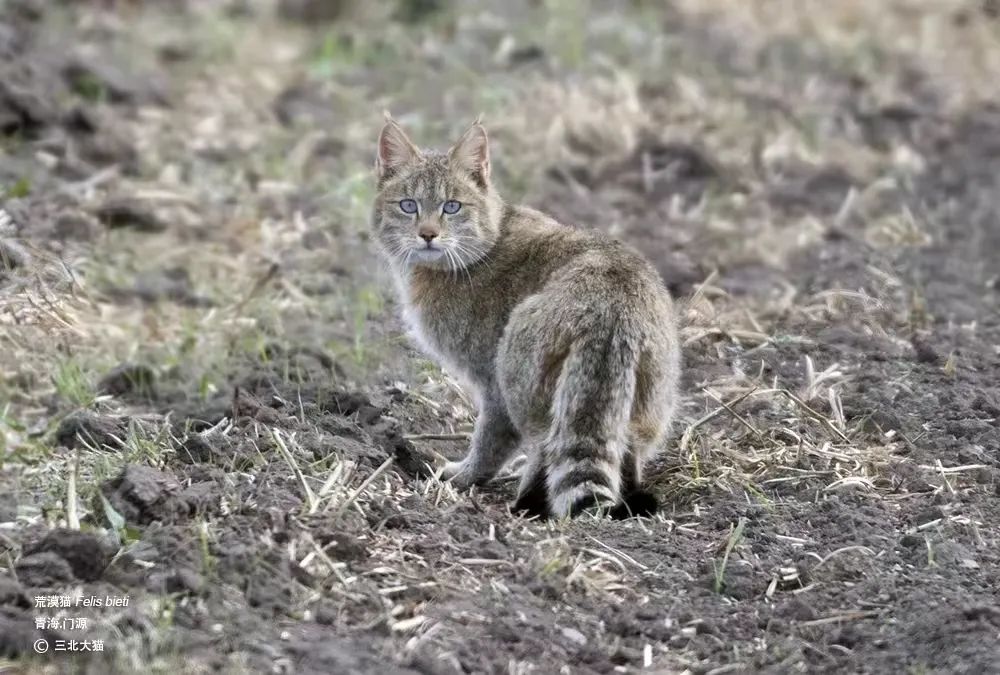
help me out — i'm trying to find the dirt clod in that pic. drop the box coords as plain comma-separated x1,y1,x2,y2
51,209,102,240
0,76,54,137
384,433,434,478
94,198,168,232
102,464,185,525
15,552,75,587
0,607,62,658
0,576,30,609
26,529,114,582
98,362,157,398
278,0,356,22
54,412,127,450
315,389,383,425
146,567,203,595
111,267,213,307
62,54,168,106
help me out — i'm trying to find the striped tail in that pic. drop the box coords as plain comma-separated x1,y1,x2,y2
543,319,639,518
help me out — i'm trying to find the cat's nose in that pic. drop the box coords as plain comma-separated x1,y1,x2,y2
418,225,439,243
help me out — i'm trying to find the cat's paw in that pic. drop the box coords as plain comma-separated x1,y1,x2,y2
440,460,473,490
440,460,464,480
440,460,488,491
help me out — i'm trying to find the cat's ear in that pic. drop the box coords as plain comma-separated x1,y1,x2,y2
448,120,490,187
376,114,420,179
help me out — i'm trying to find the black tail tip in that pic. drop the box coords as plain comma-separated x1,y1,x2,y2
518,490,660,520
609,490,659,519
513,488,549,520
568,490,660,520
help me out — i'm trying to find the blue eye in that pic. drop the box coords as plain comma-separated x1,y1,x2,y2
442,200,462,214
399,199,418,214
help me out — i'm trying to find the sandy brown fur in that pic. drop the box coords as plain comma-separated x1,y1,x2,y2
372,116,681,518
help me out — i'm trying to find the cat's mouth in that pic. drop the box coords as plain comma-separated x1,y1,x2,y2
409,246,447,263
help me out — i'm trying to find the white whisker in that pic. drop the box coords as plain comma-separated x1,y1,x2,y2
448,241,479,286
445,247,458,280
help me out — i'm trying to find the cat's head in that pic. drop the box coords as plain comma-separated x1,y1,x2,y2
371,115,503,272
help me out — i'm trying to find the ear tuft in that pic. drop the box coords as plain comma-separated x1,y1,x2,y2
376,117,420,180
448,122,490,187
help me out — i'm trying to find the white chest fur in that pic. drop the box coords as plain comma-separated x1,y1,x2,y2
397,283,482,405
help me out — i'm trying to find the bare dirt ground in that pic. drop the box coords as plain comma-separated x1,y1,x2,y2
1,0,999,673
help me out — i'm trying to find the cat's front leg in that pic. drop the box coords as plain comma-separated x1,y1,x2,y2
442,393,519,490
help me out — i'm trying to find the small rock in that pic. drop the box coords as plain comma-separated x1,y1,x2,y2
560,626,587,646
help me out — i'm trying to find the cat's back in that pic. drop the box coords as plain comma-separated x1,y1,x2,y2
498,205,668,301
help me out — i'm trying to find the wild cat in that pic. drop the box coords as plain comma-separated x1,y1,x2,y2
371,115,681,518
